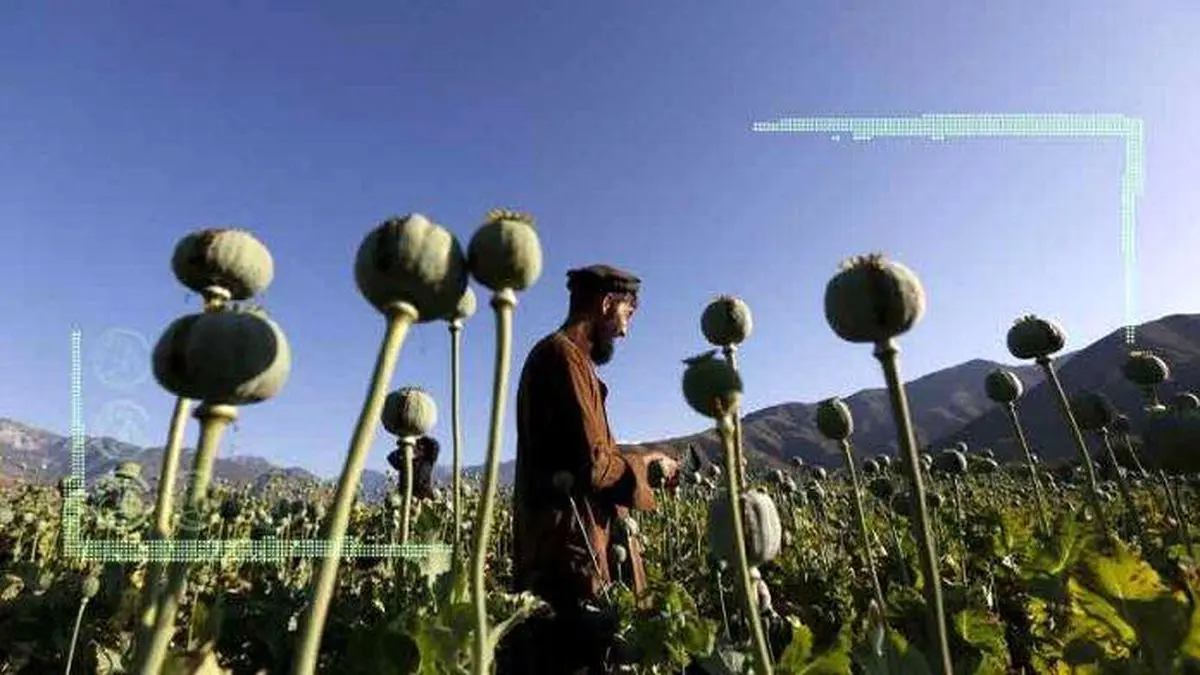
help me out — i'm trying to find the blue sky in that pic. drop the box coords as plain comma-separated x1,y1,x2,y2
2,2,1198,479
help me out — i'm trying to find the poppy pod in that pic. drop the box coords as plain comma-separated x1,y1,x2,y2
354,214,469,322
681,350,743,419
152,308,291,405
467,209,543,292
381,387,437,439
1142,408,1200,473
815,397,853,441
701,295,753,347
171,228,274,301
1122,350,1170,387
1111,414,1132,434
1070,391,1116,432
708,490,782,568
985,369,1024,404
811,466,827,482
824,253,926,344
935,449,968,476
1176,392,1200,411
1006,315,1066,361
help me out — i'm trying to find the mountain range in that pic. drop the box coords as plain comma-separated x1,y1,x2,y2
5,313,1199,496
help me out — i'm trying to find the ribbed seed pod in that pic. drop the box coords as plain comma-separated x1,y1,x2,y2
171,228,274,300
1123,350,1170,387
985,369,1024,404
152,308,291,405
1006,315,1066,361
824,253,926,343
354,214,469,321
382,387,438,439
1070,391,1116,432
1174,392,1200,412
701,295,753,347
708,490,782,568
467,209,543,292
681,350,743,419
448,287,478,323
815,397,853,441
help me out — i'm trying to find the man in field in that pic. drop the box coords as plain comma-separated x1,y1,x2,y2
502,263,679,674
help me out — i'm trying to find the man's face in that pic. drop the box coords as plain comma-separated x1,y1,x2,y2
590,294,637,365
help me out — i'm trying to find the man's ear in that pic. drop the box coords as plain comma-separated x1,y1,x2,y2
599,293,615,315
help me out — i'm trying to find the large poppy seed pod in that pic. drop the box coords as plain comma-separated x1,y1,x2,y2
824,253,926,343
1070,391,1116,432
701,295,753,347
811,466,827,482
381,387,437,439
976,458,999,474
876,454,892,470
815,397,853,441
681,350,743,419
171,228,274,300
1006,315,1066,360
935,449,968,476
1112,414,1132,434
355,214,469,321
152,308,291,404
955,441,969,454
1122,350,1170,386
447,287,478,323
985,369,1024,404
707,490,782,568
1142,408,1200,472
861,458,879,476
467,208,543,292
792,456,804,469
1175,392,1200,411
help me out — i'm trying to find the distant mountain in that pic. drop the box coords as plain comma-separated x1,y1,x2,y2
932,314,1200,462
6,313,1199,492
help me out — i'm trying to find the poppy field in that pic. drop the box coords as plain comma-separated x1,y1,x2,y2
3,216,1200,674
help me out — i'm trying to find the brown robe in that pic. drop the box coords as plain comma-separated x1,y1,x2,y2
511,322,657,613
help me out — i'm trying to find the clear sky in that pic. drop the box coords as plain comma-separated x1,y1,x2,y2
2,2,1198,479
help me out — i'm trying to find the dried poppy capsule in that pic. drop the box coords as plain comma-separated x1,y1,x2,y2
1006,315,1066,361
815,397,853,441
708,490,782,567
612,544,629,565
171,228,274,301
701,295,753,347
824,253,926,343
152,308,291,405
681,350,743,419
354,214,469,322
1176,392,1200,411
82,574,101,599
1070,391,1116,432
1122,350,1170,386
935,449,968,476
861,458,879,477
811,466,827,482
985,369,1024,404
976,458,999,475
381,387,437,439
876,454,892,470
467,208,543,292
1112,414,1132,434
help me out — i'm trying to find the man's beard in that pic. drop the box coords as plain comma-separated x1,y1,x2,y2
591,334,616,365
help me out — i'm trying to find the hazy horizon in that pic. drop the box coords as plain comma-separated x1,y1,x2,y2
3,2,1198,479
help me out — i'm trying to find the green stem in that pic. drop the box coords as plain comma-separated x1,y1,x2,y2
136,396,192,647
134,403,237,675
401,439,414,546
65,597,89,675
450,320,464,557
1036,356,1109,533
723,345,748,490
840,439,886,611
1119,431,1149,478
717,410,773,675
1005,403,1050,536
470,289,516,675
874,339,952,675
290,304,416,675
1099,430,1142,539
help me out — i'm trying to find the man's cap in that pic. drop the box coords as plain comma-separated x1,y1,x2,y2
566,264,641,295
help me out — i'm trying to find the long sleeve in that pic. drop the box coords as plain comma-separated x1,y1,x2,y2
540,340,656,510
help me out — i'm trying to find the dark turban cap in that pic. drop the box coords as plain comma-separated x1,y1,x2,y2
566,264,642,296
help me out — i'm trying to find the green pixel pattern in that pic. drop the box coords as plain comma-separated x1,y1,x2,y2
751,113,1144,344
65,328,451,562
